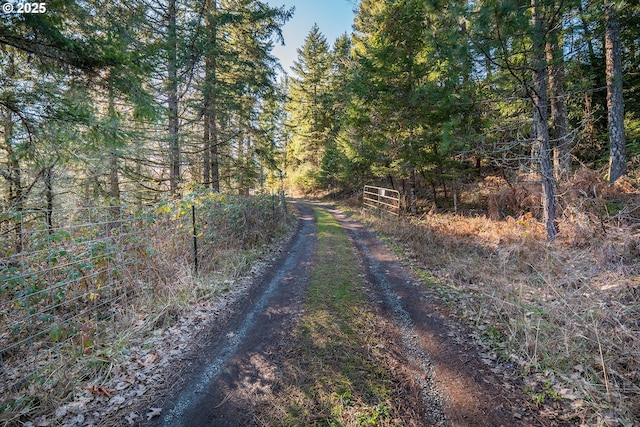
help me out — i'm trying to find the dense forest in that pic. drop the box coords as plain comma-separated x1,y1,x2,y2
1,0,293,212
1,0,639,235
285,0,639,241
2,1,640,424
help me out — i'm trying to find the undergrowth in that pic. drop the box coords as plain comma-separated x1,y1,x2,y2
0,190,292,426
353,169,640,427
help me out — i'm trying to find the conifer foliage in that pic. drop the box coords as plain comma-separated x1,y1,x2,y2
1,0,638,241
280,0,637,241
0,0,292,213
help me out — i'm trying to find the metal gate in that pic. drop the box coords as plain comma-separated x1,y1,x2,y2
363,185,400,217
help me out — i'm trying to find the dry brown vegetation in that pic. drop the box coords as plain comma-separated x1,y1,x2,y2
0,193,291,426
355,168,640,426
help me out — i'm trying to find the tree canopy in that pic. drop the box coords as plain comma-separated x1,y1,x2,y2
1,0,638,241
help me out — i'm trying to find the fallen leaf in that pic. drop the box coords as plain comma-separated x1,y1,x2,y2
146,407,162,420
140,353,158,366
87,385,117,398
125,412,139,426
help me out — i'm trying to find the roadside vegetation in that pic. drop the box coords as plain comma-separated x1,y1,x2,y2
258,207,425,426
350,170,640,426
0,190,291,425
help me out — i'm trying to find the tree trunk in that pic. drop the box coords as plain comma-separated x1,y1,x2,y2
578,2,598,148
584,90,597,145
109,151,121,206
204,0,220,191
9,160,23,253
546,27,571,181
44,166,54,233
210,111,220,192
203,109,211,186
409,167,417,215
605,0,626,184
3,108,23,253
168,0,180,196
107,76,121,219
532,0,558,241
531,105,540,174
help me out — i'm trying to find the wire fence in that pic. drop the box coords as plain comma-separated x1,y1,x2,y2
0,192,286,410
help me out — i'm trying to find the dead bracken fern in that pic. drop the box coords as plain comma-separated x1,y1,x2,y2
357,169,640,426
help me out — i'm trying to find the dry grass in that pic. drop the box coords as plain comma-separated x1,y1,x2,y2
0,193,292,426
354,169,640,426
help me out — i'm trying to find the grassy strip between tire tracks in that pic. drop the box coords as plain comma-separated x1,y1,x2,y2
258,206,422,426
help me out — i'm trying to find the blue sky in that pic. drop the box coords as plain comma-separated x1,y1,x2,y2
266,0,358,74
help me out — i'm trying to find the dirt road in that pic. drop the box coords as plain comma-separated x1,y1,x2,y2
143,202,542,426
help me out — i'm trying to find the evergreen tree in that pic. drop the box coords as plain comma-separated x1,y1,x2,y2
0,0,163,251
465,0,559,239
167,0,181,195
605,0,627,183
320,33,353,190
286,24,332,193
196,0,291,193
348,0,476,212
546,4,571,181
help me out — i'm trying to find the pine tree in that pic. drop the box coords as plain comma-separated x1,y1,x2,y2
286,24,332,193
349,0,476,213
465,0,559,239
531,0,558,240
605,0,627,184
320,33,353,190
167,0,181,195
546,11,571,181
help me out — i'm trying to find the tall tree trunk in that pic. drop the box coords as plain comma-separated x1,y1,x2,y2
9,165,23,253
578,2,598,148
9,162,23,254
546,26,571,181
605,0,626,184
134,140,143,208
532,0,558,241
408,166,417,215
204,0,220,191
109,151,121,207
584,90,597,145
203,109,211,185
237,133,248,195
168,0,180,196
531,105,540,174
44,166,54,233
3,109,23,253
210,111,220,192
407,61,417,216
107,76,121,219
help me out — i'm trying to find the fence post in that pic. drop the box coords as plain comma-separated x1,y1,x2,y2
192,204,198,275
279,190,287,219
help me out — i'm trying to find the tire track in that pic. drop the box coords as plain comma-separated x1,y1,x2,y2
146,202,537,426
148,202,317,427
325,204,539,426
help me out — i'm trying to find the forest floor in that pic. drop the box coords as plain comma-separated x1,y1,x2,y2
68,200,576,427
